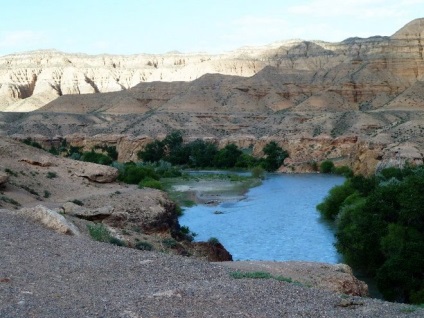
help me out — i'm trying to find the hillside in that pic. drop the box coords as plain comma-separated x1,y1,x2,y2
0,19,424,175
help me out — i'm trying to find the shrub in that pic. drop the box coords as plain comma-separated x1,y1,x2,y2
118,164,159,184
180,225,197,242
135,241,154,251
109,237,126,247
208,237,220,245
43,190,51,198
46,171,57,179
138,177,163,190
334,165,353,177
251,166,265,179
319,160,335,173
5,168,18,177
162,238,178,248
87,223,112,242
81,151,113,165
71,199,84,206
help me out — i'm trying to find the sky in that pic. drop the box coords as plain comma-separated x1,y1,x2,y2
0,0,422,56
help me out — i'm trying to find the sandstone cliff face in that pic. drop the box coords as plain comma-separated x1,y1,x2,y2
0,50,264,112
1,19,424,174
1,18,424,113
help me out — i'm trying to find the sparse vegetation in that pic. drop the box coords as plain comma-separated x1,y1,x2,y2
46,171,57,179
22,137,42,149
229,271,302,285
135,241,154,251
20,185,39,196
70,199,84,206
138,177,164,190
162,238,178,248
87,223,112,242
230,271,273,279
5,168,18,177
0,195,21,206
180,225,197,242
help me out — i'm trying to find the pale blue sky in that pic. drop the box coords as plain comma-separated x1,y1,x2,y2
0,0,422,56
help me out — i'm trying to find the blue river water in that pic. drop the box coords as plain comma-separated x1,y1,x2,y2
179,173,345,263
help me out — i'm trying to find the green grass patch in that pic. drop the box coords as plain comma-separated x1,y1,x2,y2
230,271,303,286
87,223,112,242
230,271,273,279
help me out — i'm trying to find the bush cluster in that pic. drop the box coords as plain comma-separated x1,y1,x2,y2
317,165,424,304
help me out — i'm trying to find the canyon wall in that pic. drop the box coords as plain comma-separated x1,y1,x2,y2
1,18,424,174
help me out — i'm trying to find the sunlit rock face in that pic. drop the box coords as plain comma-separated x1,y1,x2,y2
1,18,423,113
1,19,424,174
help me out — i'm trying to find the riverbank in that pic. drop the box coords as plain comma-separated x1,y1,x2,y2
2,211,423,318
162,171,262,206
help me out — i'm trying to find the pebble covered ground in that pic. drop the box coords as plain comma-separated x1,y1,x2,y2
1,212,423,318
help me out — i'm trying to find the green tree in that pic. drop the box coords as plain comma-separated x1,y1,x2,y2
316,181,355,220
319,165,424,303
81,151,113,165
319,160,335,173
137,140,164,162
213,144,242,168
262,141,288,172
187,139,218,168
163,131,183,151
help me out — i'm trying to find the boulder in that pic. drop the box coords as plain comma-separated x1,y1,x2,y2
74,163,119,183
19,156,54,167
62,202,114,221
15,205,80,236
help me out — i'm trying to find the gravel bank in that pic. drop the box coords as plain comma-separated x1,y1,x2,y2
1,212,423,318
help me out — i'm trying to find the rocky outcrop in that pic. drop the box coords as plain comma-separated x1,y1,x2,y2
13,205,80,235
191,241,233,262
219,261,368,297
81,189,179,233
73,163,119,183
62,202,114,221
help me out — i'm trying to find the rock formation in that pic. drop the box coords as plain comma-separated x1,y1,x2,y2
0,136,231,261
1,19,424,174
12,205,80,235
219,261,368,297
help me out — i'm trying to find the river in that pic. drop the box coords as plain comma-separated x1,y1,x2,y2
179,173,345,263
